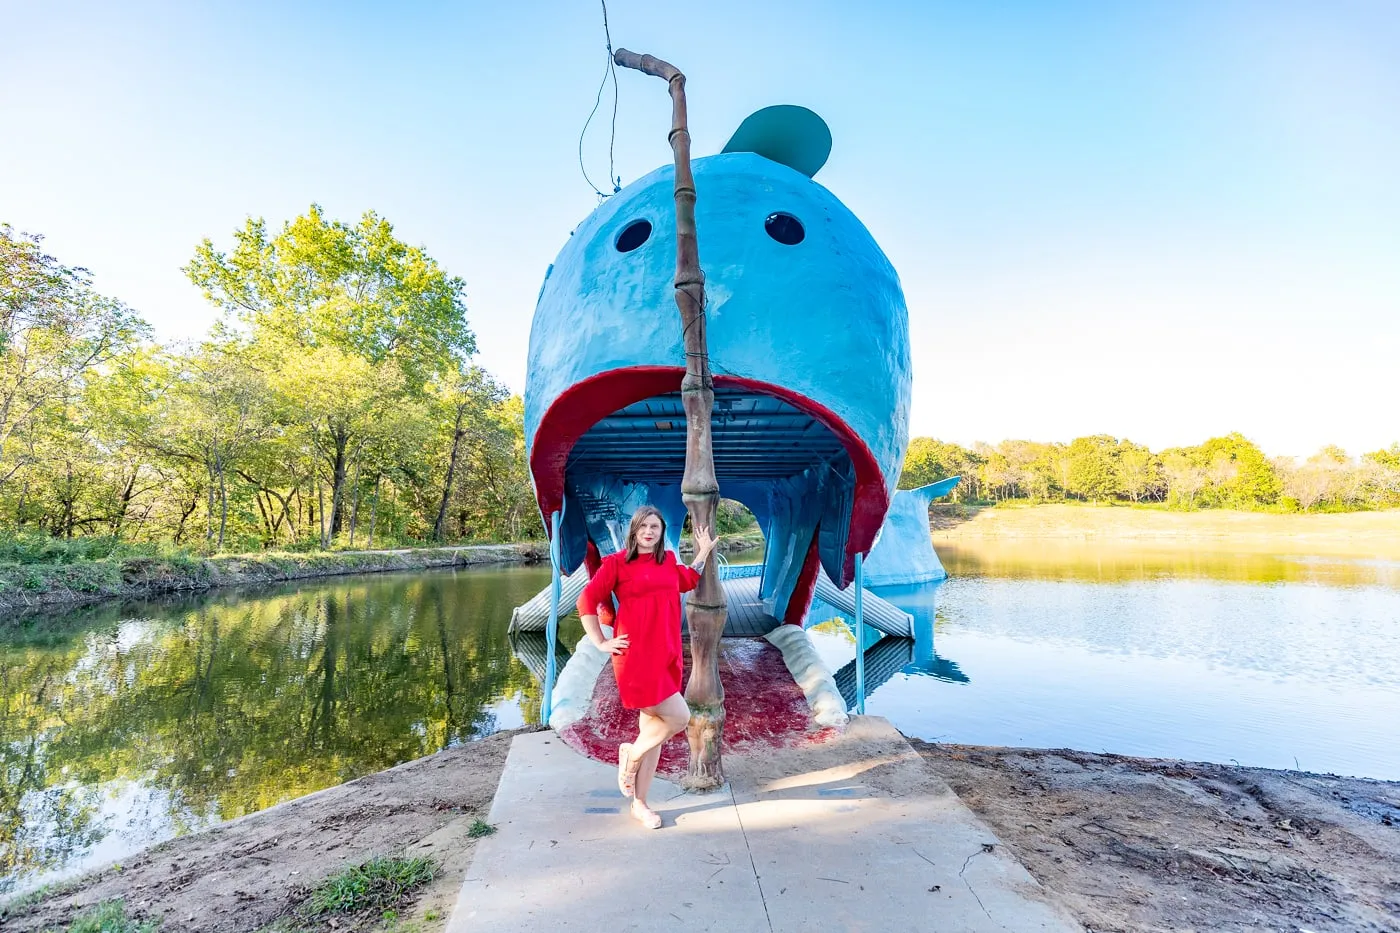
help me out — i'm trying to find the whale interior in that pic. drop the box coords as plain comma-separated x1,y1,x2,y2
566,389,849,485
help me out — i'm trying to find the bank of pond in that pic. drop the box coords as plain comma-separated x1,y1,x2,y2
3,541,1399,899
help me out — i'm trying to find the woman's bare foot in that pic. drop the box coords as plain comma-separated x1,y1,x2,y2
630,799,662,830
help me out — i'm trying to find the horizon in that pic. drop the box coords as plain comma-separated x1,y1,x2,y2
3,1,1396,459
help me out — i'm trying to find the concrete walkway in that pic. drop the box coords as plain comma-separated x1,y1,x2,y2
449,717,1081,932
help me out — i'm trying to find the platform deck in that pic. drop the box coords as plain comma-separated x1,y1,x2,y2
693,574,783,637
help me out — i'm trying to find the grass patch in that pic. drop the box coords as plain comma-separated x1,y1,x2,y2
0,875,86,921
254,920,314,933
466,819,496,838
303,855,437,919
50,899,157,933
0,531,192,566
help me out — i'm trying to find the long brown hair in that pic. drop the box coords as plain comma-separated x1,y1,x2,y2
624,505,667,564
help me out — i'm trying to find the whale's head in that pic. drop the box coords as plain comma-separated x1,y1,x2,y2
526,107,911,591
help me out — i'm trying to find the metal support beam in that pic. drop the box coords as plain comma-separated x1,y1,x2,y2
542,509,562,726
854,551,866,715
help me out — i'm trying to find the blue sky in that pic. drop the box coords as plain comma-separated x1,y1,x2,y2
3,1,1396,457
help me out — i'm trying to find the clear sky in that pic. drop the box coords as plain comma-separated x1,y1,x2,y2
3,1,1396,458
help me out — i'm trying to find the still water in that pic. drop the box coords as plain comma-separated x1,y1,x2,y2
0,566,558,897
808,541,1400,784
3,543,1399,896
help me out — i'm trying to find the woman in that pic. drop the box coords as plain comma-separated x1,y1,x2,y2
577,505,718,830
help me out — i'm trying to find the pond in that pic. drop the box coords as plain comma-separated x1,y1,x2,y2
0,565,558,898
808,541,1400,784
3,542,1399,896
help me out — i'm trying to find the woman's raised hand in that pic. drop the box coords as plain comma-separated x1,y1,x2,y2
693,524,718,563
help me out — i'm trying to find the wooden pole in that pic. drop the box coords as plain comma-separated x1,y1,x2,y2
613,48,728,790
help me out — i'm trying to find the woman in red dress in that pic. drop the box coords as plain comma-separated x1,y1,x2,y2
577,505,717,830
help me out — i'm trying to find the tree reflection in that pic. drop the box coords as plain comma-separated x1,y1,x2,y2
0,566,550,893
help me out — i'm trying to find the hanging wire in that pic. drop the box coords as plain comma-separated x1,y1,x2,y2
578,0,621,200
603,0,619,193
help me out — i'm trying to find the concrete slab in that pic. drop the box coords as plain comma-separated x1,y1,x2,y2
450,719,1082,933
450,733,771,932
724,717,1080,932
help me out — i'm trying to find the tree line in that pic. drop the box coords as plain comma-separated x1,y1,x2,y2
900,434,1400,511
7,208,1395,558
1,208,538,554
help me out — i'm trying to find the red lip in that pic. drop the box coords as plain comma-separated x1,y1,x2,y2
530,366,887,586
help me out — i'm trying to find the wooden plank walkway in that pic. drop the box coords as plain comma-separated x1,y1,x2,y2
723,575,781,637
682,575,781,638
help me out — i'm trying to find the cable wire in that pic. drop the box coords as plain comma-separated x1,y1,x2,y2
578,0,621,199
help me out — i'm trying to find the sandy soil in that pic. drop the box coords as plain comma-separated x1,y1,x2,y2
915,742,1400,933
930,504,1400,556
2,729,529,933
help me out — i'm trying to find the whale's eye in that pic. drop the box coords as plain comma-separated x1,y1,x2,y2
615,220,652,252
764,212,805,245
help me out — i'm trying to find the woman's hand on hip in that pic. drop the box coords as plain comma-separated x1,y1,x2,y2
598,634,629,655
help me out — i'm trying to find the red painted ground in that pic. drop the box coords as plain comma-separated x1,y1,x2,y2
559,638,836,780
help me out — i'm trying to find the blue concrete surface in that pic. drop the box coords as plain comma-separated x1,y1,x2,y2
525,152,910,477
863,477,960,588
525,115,913,611
721,104,832,177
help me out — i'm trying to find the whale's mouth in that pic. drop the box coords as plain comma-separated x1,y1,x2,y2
530,366,887,587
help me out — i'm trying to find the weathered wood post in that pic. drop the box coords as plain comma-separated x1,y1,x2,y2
613,48,728,790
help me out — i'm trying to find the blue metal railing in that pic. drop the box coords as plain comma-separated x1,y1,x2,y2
541,509,562,726
719,561,763,580
854,551,866,715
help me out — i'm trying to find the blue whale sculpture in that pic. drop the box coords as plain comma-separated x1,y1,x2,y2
526,106,912,624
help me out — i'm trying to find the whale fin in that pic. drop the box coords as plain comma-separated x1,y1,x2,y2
721,105,832,177
908,476,961,504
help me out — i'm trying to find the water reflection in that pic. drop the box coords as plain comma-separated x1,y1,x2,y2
817,582,970,708
938,540,1400,589
0,565,552,896
818,540,1400,781
508,630,574,685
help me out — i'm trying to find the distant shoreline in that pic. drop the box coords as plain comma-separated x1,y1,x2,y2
0,544,544,622
930,502,1400,556
0,535,764,624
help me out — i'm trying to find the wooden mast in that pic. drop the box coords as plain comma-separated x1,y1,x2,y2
612,48,727,790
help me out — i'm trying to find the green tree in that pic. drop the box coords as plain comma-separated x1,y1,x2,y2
1161,450,1206,508
1115,441,1163,503
185,206,474,538
270,344,407,546
899,438,984,502
1197,433,1281,508
453,394,537,541
1363,444,1400,507
185,206,474,388
431,367,509,541
1,225,147,490
1065,435,1122,502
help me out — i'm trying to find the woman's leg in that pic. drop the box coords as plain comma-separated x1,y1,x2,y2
632,743,664,806
627,693,690,761
629,694,689,821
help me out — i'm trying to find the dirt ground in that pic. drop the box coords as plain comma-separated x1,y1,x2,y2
2,729,529,933
914,741,1400,933
9,730,1400,932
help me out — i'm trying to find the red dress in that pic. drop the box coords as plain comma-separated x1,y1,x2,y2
576,550,701,710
